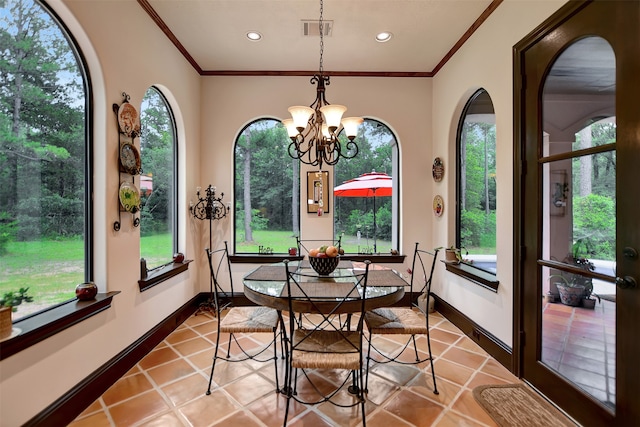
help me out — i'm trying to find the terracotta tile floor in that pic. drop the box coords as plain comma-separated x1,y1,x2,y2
70,311,525,427
542,299,616,407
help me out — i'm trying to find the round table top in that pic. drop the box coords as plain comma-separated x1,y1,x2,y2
243,262,406,314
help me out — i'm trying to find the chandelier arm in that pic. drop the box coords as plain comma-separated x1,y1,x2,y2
288,135,314,160
343,140,359,159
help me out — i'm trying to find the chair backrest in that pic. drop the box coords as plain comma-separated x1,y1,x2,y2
283,259,370,351
409,242,440,308
296,236,342,257
205,241,234,313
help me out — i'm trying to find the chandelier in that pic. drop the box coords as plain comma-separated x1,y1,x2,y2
282,0,363,170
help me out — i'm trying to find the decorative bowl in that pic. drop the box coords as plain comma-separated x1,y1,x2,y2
308,255,340,276
76,281,98,301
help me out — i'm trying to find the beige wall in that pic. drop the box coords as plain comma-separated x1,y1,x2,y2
199,76,432,281
0,0,203,425
0,0,568,424
431,0,566,344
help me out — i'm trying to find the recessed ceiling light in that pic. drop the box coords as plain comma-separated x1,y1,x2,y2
375,32,393,43
246,31,262,41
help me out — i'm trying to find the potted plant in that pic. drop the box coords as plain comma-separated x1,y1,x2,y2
0,287,33,339
549,275,584,307
568,238,598,301
444,246,461,264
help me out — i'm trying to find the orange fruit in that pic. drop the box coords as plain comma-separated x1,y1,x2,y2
325,245,338,257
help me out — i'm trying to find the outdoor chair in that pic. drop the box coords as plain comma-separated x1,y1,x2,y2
281,259,371,426
205,243,283,395
364,242,440,395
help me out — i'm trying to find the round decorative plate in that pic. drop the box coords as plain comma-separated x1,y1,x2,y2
120,143,141,175
118,102,141,137
119,181,141,213
432,157,444,182
433,195,444,217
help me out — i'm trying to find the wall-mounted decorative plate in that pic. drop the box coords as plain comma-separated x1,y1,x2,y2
120,143,141,175
119,181,141,213
432,157,444,182
118,102,141,137
433,195,444,217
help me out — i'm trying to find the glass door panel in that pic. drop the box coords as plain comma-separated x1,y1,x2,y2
540,36,616,410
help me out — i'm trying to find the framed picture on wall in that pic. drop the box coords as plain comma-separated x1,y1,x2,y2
307,171,329,213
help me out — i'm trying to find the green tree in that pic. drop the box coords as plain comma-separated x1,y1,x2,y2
140,88,174,237
235,119,296,249
0,0,85,240
460,120,496,251
334,119,394,247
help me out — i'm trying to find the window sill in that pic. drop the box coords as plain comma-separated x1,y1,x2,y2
138,260,192,292
229,254,406,264
443,261,499,292
229,255,304,264
341,254,406,263
0,291,120,361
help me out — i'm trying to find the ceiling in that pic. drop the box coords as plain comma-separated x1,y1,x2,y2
141,0,499,76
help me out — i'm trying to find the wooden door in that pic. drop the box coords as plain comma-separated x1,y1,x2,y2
515,1,640,425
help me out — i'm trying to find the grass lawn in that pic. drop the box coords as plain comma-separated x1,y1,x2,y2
1,231,396,319
1,234,173,319
234,230,392,254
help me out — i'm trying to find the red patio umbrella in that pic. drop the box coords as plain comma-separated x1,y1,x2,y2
334,172,392,253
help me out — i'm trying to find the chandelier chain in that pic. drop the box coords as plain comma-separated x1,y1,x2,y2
283,0,362,170
319,0,324,74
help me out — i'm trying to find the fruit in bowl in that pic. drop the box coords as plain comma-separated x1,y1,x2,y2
309,245,338,258
307,245,340,275
308,255,340,275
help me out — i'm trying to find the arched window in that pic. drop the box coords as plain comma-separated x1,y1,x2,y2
234,118,300,253
0,0,90,319
334,118,399,254
456,89,497,274
140,87,177,268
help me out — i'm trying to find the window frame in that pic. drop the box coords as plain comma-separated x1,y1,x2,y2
0,0,120,357
453,88,499,287
232,117,301,255
138,86,180,289
333,117,400,255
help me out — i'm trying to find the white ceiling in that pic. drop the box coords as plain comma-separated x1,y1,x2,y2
144,0,496,74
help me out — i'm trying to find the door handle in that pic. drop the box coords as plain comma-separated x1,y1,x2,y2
616,276,637,289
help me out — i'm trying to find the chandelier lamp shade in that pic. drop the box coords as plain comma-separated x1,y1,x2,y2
283,0,363,170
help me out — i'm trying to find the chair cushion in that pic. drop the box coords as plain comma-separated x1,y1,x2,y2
364,307,428,335
220,306,279,333
291,329,361,370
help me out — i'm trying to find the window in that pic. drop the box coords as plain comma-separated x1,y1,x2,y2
234,118,300,254
456,89,497,275
139,87,177,269
334,118,398,254
0,0,90,320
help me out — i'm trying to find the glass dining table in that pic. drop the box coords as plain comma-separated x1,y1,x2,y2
242,260,408,314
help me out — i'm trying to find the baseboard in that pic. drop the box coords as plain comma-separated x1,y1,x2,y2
24,294,204,427
432,293,513,372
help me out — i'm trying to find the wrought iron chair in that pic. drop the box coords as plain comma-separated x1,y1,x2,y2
364,242,440,395
295,235,350,329
281,259,371,426
205,243,282,395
